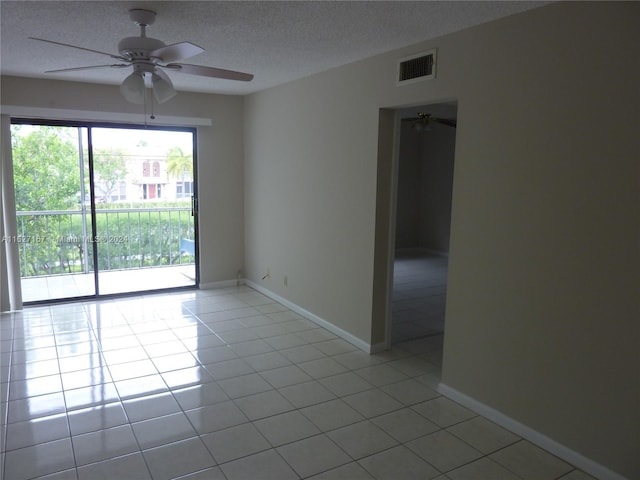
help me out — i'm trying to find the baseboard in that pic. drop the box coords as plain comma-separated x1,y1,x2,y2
437,383,628,480
370,342,388,353
199,279,244,290
245,280,373,353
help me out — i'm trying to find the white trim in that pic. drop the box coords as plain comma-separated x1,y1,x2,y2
437,383,629,480
0,105,213,127
199,279,242,290
245,280,373,353
383,110,402,350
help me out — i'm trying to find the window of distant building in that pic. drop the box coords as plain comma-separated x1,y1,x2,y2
176,181,193,199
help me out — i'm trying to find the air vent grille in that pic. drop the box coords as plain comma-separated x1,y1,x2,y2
397,50,436,85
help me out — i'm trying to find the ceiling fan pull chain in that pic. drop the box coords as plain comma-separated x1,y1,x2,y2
150,90,155,120
143,86,148,126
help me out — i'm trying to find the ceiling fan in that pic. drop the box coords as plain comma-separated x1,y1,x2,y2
30,8,254,104
408,113,457,132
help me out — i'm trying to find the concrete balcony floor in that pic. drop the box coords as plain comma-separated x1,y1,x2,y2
21,265,196,302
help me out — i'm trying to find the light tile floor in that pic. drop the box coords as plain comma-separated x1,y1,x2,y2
1,286,595,479
392,251,448,344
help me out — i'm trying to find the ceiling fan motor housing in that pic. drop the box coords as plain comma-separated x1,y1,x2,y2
118,36,166,60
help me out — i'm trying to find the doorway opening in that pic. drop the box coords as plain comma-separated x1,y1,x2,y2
375,102,457,363
393,103,457,344
10,120,199,303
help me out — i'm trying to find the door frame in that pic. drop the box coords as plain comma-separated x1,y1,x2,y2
373,100,458,351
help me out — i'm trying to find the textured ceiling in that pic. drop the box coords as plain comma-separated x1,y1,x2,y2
1,1,545,96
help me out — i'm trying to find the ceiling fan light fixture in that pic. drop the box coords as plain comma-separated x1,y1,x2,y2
152,70,177,103
120,71,145,104
412,114,431,132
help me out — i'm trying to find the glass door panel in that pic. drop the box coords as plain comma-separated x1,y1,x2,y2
11,124,95,302
91,127,196,295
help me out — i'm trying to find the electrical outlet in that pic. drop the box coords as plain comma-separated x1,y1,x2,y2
284,275,288,287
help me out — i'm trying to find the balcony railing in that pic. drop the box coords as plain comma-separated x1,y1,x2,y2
15,207,194,277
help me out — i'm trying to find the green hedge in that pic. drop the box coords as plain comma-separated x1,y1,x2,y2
15,206,195,277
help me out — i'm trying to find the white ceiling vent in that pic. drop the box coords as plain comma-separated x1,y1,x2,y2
397,49,436,86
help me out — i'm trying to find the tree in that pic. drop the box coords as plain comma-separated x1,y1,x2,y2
10,125,85,275
93,148,127,202
166,146,193,181
11,125,81,211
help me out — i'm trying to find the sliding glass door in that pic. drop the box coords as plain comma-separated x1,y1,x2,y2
11,124,95,301
10,121,197,303
91,127,196,295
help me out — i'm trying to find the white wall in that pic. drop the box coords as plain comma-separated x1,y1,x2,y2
395,120,455,252
244,3,639,478
0,76,245,287
244,77,380,342
394,122,423,249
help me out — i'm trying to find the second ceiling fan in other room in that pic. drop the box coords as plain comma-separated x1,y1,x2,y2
409,113,457,132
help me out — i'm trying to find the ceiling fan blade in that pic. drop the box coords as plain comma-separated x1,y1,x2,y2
150,42,204,63
45,64,129,73
29,37,128,62
431,117,457,128
164,63,254,81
